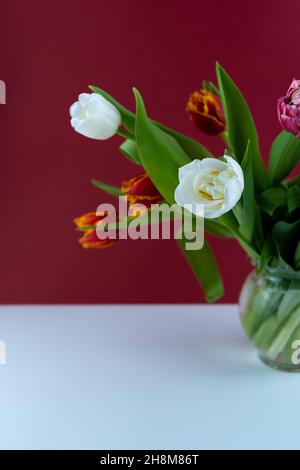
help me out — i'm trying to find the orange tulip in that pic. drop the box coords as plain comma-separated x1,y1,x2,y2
74,212,103,229
74,211,116,249
78,228,115,249
186,89,226,136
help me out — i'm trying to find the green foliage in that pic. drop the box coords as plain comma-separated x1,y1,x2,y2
287,185,300,214
134,88,189,204
177,238,224,302
87,68,300,300
90,85,210,159
269,131,300,186
258,188,287,217
239,142,263,250
133,88,224,301
119,139,141,165
91,179,123,196
272,221,300,270
216,63,267,189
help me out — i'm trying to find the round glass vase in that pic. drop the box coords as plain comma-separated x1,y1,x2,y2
239,269,300,371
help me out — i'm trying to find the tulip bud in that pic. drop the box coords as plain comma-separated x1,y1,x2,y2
186,89,226,136
70,93,121,140
74,211,116,249
74,212,104,229
121,172,163,210
78,229,115,249
277,79,300,138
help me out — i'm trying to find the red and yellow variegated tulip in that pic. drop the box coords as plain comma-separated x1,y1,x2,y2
74,211,116,249
186,89,226,136
121,172,163,208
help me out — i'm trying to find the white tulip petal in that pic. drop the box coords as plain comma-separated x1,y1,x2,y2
87,100,106,117
69,101,81,118
204,204,226,219
90,93,120,116
70,117,81,129
201,158,228,171
199,198,223,207
225,155,244,186
174,185,188,207
175,174,201,204
78,93,91,108
90,93,109,106
224,177,243,210
178,159,203,182
75,116,115,140
180,173,200,198
174,192,204,217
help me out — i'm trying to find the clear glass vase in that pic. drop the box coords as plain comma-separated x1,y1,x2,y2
239,269,300,371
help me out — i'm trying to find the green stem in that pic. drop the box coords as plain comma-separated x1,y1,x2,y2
241,274,300,366
267,304,300,360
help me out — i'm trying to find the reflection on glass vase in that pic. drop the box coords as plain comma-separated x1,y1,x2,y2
239,269,300,371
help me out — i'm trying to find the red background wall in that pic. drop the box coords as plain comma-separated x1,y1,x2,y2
0,0,298,303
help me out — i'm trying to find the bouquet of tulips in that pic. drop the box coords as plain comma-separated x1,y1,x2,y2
71,64,300,369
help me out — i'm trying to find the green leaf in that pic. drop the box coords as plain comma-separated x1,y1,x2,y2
269,131,300,186
91,179,123,196
133,88,190,204
119,139,141,165
257,235,276,273
208,81,221,98
204,219,234,238
209,82,221,98
272,220,300,269
216,63,267,188
287,185,300,214
286,174,300,188
218,211,241,237
258,187,287,216
295,241,300,269
177,238,224,302
202,81,221,98
239,141,263,249
90,85,210,159
154,120,210,158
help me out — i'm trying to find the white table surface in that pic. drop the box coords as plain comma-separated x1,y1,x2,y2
0,304,299,450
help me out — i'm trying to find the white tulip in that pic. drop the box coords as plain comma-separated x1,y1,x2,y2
174,155,244,219
70,93,121,140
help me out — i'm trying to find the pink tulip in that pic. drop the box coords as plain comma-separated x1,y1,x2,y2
278,79,300,137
